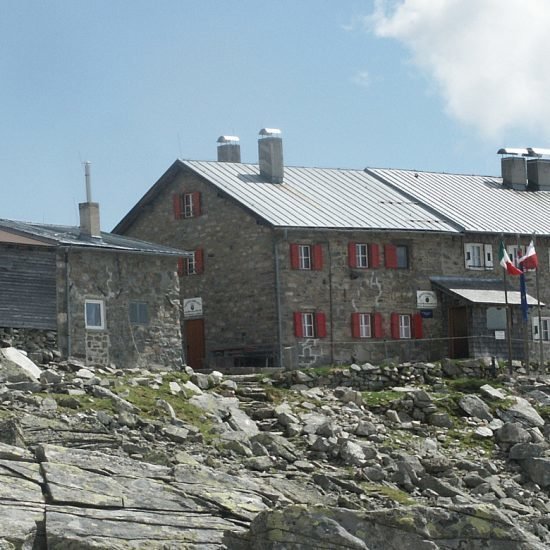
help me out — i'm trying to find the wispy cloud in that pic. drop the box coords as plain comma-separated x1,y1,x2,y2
366,0,550,140
352,70,371,88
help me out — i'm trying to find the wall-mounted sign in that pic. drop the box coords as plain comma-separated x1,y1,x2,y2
420,309,433,318
495,330,506,340
417,290,437,309
183,297,203,317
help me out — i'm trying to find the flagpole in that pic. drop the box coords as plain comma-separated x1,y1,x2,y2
503,265,513,375
533,235,544,370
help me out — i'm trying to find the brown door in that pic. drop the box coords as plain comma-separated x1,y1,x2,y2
449,307,469,358
184,319,205,369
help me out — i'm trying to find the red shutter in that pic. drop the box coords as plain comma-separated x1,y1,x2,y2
173,193,182,220
192,191,202,217
373,313,383,338
316,311,327,338
412,313,423,339
294,312,304,337
390,312,400,339
369,243,380,268
348,242,357,268
195,248,204,274
177,257,185,276
385,244,398,268
290,244,300,269
351,312,361,338
312,244,323,270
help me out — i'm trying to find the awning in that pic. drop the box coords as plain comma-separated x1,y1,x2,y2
430,276,544,306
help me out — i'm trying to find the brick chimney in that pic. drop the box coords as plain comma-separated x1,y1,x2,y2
217,135,241,162
79,162,101,238
258,128,284,184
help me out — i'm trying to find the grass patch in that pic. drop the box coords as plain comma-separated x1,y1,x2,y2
361,482,416,506
361,390,402,408
446,378,494,393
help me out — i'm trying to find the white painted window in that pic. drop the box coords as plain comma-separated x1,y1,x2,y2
85,299,105,330
399,314,411,339
533,316,550,341
302,312,315,338
187,252,197,275
464,243,493,270
299,245,312,270
183,193,195,218
359,313,372,338
507,245,522,267
356,244,368,268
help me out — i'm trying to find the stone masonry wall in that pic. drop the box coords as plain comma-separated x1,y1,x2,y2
57,250,182,369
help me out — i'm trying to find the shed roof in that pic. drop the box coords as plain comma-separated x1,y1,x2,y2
367,167,550,236
0,219,188,256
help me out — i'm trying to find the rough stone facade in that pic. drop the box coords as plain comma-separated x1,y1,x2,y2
119,165,550,369
56,250,182,369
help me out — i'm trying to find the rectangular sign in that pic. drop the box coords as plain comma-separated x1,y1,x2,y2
183,297,203,317
417,290,437,309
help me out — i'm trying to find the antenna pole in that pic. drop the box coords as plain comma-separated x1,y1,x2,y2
84,161,92,202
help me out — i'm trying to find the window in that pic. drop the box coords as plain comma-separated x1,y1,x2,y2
464,243,493,270
533,316,550,341
507,245,521,267
178,249,204,276
351,312,384,338
391,313,423,340
290,243,323,270
385,244,409,269
172,192,201,219
293,311,327,338
348,242,380,269
129,302,149,325
85,300,105,330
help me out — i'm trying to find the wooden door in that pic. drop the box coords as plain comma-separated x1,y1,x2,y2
184,319,205,369
449,307,469,358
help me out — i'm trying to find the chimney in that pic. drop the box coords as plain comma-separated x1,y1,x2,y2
258,128,284,183
79,162,101,238
217,135,241,162
501,156,527,190
527,158,550,191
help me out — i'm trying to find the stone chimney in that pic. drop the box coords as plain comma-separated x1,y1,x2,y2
217,135,241,162
258,128,284,184
79,162,101,238
501,156,527,190
527,158,550,191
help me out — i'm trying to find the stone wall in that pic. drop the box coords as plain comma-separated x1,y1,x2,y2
57,250,182,369
0,327,58,365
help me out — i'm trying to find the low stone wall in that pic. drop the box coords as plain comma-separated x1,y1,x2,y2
0,327,59,365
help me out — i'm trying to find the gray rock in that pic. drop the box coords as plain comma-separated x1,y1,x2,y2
163,425,189,443
0,347,41,382
458,394,493,421
500,396,544,428
339,440,365,466
480,384,506,400
355,420,377,437
522,457,550,487
509,442,546,460
495,422,531,445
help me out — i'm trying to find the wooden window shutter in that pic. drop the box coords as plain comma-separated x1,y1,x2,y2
351,312,361,338
177,257,185,276
290,244,300,269
192,191,202,217
173,193,182,220
315,311,327,338
369,243,380,268
385,244,398,268
294,312,304,337
348,242,357,268
373,313,384,338
412,313,423,339
195,248,204,274
312,244,323,270
390,312,400,339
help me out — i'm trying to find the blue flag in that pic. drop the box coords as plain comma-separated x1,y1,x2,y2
519,267,529,322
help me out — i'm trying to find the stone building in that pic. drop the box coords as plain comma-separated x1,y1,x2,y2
114,133,550,369
0,190,187,368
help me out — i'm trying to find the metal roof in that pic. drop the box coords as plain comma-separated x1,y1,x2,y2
367,167,550,235
183,161,459,232
0,219,188,256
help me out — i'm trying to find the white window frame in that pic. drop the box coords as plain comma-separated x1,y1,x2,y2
399,314,411,339
302,312,315,338
298,245,312,270
532,316,550,341
507,245,521,268
356,244,369,268
187,252,197,275
183,193,194,218
85,299,105,330
464,243,493,270
359,313,372,338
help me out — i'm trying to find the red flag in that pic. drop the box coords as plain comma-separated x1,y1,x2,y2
518,240,538,270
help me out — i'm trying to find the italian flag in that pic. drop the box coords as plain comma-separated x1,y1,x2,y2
518,240,538,270
499,241,522,276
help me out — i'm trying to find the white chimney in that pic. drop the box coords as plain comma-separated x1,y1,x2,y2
79,162,101,238
258,128,284,184
217,135,241,162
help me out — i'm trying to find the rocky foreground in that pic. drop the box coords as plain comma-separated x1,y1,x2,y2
1,345,550,549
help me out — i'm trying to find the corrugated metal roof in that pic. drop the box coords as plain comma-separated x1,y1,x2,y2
0,219,188,256
368,167,550,235
184,161,459,232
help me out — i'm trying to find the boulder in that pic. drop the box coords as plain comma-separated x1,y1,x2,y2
0,347,41,382
458,394,493,421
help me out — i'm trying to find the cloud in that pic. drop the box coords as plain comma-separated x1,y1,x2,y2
352,70,371,88
366,0,550,139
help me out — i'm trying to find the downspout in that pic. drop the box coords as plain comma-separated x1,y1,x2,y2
327,240,335,365
273,233,283,368
65,249,71,358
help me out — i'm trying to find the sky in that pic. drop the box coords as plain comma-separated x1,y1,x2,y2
2,0,550,231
